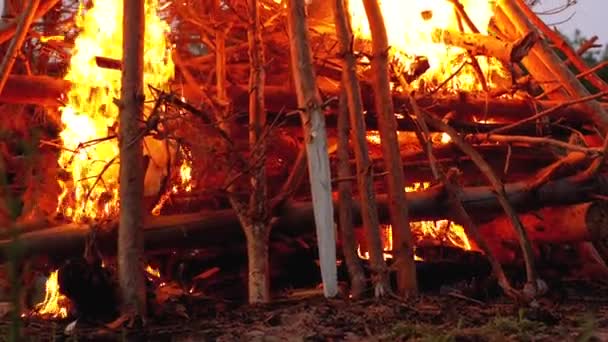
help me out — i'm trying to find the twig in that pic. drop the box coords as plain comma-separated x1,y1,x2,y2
409,97,522,301
466,133,602,155
420,109,542,300
490,90,608,134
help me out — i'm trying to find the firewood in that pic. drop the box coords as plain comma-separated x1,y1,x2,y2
431,28,537,63
4,172,608,263
479,201,608,264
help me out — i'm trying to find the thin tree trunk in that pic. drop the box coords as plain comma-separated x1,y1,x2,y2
286,0,338,298
0,0,38,95
337,89,366,299
118,0,146,318
332,0,384,298
243,0,271,304
362,0,417,297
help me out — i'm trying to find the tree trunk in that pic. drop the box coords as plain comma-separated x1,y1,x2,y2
332,0,383,299
245,222,270,303
118,0,147,318
286,0,338,298
243,0,271,304
0,0,39,95
336,89,366,299
362,0,417,297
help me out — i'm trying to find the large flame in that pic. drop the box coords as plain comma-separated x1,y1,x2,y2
35,270,69,319
57,0,175,221
348,0,504,91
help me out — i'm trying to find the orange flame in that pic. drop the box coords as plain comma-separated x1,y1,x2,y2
151,150,194,216
56,0,175,222
35,270,69,319
356,182,473,261
348,0,506,91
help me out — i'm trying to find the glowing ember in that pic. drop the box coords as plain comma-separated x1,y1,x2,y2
356,182,473,261
57,0,175,222
145,265,161,279
35,270,69,319
348,0,506,91
405,182,472,251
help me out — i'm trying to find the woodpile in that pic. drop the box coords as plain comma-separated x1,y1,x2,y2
0,0,606,316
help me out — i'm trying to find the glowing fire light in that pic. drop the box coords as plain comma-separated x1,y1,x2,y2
348,0,505,91
356,182,472,261
56,0,175,222
151,150,194,216
35,270,69,319
145,265,161,279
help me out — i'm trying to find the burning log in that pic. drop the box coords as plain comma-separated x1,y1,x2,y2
479,201,608,264
431,28,537,63
4,173,608,263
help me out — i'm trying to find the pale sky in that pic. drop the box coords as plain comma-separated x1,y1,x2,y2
533,0,608,47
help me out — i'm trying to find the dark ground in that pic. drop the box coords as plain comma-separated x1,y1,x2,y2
10,279,608,342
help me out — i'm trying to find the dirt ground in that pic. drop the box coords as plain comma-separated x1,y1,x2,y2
11,279,608,341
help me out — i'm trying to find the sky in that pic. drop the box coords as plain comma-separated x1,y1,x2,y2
533,0,608,47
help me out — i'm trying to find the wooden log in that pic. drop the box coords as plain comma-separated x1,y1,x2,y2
479,201,608,263
431,28,537,63
2,75,604,130
0,75,68,106
3,173,608,262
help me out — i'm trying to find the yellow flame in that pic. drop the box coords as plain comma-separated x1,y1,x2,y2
151,151,194,216
145,265,161,278
57,0,174,222
348,0,505,91
405,182,472,251
35,270,69,319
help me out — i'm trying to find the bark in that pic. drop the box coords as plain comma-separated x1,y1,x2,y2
286,0,338,298
243,0,271,304
336,89,366,299
332,0,382,299
118,0,147,318
496,0,608,135
362,0,416,297
0,0,39,95
5,175,608,262
431,28,537,63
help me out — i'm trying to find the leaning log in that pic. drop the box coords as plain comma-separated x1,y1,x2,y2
479,201,608,263
3,173,608,262
431,28,537,63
